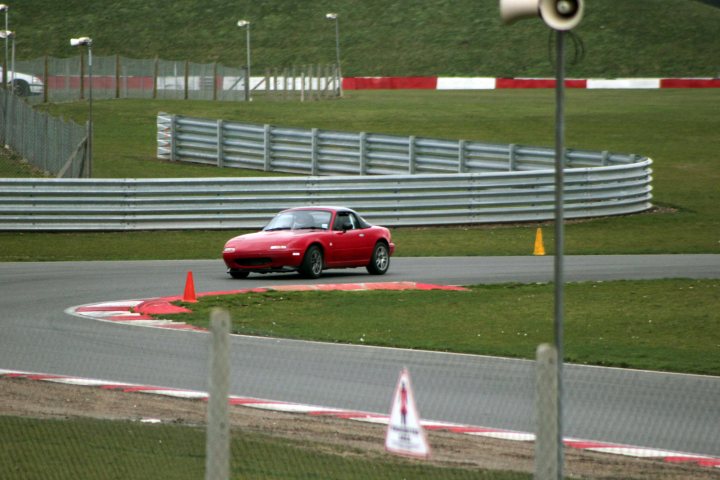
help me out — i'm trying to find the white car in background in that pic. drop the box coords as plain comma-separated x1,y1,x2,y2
0,67,44,96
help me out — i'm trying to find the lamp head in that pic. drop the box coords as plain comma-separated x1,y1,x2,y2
0,29,13,39
326,13,338,20
0,5,8,12
70,37,92,47
237,20,249,28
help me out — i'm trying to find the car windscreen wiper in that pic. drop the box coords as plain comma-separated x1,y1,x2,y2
263,227,291,231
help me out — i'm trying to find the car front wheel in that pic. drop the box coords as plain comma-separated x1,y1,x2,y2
299,245,323,279
367,242,390,275
229,269,249,279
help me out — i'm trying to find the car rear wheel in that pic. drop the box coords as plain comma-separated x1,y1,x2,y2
229,269,249,279
367,242,390,275
299,245,323,279
11,80,30,97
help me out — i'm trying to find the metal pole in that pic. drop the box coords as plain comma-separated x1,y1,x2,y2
334,17,343,97
9,30,13,89
7,34,13,145
87,44,93,178
2,6,7,88
246,24,251,101
553,29,566,480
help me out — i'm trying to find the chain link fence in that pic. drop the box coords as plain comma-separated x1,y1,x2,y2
0,88,88,178
13,55,339,104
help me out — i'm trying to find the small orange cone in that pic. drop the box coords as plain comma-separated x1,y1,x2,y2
533,228,546,256
182,271,198,303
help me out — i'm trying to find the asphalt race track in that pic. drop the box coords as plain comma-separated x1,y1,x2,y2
1,255,719,457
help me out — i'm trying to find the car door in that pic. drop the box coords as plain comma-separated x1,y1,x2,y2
328,212,372,266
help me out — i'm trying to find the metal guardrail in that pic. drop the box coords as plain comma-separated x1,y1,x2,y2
0,165,652,231
0,88,89,178
157,113,643,176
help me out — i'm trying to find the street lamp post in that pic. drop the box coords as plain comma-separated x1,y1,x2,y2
0,5,8,89
325,13,342,97
70,36,93,178
237,20,251,101
0,29,13,147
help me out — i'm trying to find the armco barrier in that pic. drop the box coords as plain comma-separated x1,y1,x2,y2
0,164,652,231
157,114,642,176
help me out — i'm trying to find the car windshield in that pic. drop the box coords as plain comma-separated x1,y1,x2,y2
263,210,332,231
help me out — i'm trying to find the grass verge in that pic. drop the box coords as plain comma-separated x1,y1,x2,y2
1,89,713,260
0,415,527,480
164,279,720,376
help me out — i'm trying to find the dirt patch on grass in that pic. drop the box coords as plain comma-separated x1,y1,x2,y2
1,376,715,479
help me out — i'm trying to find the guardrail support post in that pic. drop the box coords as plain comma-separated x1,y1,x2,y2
408,136,416,174
458,140,466,173
601,151,609,166
170,114,177,162
217,119,224,168
509,144,517,171
359,132,367,175
311,128,319,175
263,124,272,171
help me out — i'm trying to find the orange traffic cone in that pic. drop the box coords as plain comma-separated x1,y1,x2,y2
533,228,546,256
182,271,198,303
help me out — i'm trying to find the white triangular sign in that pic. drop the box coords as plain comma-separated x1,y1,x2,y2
385,367,430,459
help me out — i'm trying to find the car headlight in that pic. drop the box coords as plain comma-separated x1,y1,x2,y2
223,247,236,253
270,245,287,250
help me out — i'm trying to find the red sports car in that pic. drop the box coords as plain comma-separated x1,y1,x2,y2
222,206,395,279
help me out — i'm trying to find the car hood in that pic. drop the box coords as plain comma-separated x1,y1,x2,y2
225,230,317,248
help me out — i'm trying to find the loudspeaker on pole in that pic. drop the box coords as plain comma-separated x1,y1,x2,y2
499,0,584,30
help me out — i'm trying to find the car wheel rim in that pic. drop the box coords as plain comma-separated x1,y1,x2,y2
375,246,388,271
311,251,322,275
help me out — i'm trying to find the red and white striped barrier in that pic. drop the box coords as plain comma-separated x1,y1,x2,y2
343,76,720,90
67,282,469,331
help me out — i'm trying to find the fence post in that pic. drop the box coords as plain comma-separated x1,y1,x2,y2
311,128,319,175
152,56,159,99
43,55,49,103
283,68,288,101
535,343,559,480
79,53,85,100
217,119,224,168
263,124,272,171
408,135,416,174
205,308,231,480
83,120,91,178
308,64,314,100
184,60,189,100
213,62,218,101
359,132,367,175
115,54,121,99
458,140,466,173
300,68,306,102
509,144,517,171
243,66,250,102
